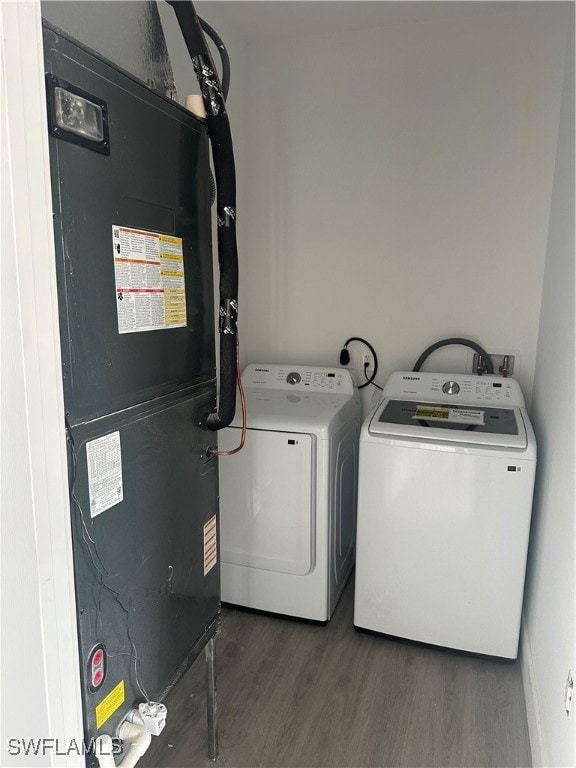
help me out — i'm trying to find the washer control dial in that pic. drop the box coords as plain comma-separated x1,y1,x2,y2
286,372,301,385
442,380,460,395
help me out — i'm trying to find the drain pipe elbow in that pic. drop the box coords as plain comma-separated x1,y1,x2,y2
94,722,152,768
94,735,117,768
116,721,152,768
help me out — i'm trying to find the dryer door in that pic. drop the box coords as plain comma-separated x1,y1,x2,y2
219,429,314,576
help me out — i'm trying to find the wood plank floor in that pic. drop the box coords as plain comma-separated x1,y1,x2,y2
141,577,531,768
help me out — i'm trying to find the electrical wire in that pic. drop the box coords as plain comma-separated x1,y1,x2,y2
94,579,151,704
209,334,247,457
364,365,383,390
65,422,150,703
66,419,108,575
104,647,150,704
340,336,379,389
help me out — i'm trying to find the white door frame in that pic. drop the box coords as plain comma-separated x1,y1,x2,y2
1,2,84,765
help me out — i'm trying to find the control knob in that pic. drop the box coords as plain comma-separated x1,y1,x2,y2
287,372,301,385
442,380,460,395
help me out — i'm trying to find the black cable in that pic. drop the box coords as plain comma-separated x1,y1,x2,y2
364,366,383,391
198,16,230,100
412,337,494,374
340,336,379,389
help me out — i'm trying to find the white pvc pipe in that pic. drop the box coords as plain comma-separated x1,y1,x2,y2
116,721,152,768
185,94,207,118
94,735,117,768
94,720,152,768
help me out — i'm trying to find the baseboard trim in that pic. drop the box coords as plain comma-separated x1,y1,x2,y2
520,619,547,767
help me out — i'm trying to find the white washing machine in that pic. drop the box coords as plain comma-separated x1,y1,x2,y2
218,364,361,621
354,371,537,658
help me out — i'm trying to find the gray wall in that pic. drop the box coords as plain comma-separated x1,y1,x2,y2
229,3,566,417
523,16,575,765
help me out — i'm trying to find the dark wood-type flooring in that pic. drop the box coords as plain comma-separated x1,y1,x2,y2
141,577,531,768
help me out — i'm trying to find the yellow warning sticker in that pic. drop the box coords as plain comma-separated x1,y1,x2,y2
96,680,125,730
159,234,182,247
415,407,450,419
413,406,485,425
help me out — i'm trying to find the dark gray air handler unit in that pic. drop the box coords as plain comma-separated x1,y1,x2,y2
43,22,220,766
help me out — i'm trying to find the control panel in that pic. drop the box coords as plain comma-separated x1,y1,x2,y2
383,371,525,407
241,364,355,395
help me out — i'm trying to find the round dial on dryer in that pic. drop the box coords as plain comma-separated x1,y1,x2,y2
442,380,460,395
286,372,301,385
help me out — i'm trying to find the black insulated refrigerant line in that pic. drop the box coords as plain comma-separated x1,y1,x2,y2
198,16,230,100
167,0,238,430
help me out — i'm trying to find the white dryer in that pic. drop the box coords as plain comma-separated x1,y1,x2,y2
354,371,537,658
218,364,361,621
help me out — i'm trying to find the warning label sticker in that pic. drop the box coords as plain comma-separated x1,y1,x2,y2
112,225,187,334
414,407,450,420
203,516,217,576
413,406,485,426
96,680,125,730
86,431,124,518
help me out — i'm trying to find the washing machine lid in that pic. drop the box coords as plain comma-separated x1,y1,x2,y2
369,397,528,449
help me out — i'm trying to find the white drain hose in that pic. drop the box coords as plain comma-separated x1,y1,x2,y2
95,722,152,768
94,735,117,768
